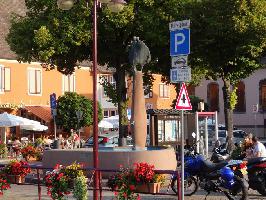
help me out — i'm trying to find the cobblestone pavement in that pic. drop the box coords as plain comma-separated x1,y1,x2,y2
1,184,265,200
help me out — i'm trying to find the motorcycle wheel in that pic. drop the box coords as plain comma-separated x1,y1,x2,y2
256,174,266,196
224,175,248,200
171,176,198,196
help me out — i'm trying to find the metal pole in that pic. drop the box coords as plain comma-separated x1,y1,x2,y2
195,112,199,153
205,117,208,158
37,169,41,200
215,111,218,141
181,109,184,200
53,116,57,140
93,0,99,200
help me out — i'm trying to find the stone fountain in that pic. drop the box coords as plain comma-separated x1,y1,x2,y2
42,37,177,175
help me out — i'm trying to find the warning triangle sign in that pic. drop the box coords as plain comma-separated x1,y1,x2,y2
175,82,192,110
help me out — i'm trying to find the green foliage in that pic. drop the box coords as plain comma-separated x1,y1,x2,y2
73,175,88,200
229,87,238,110
56,92,103,131
0,143,8,158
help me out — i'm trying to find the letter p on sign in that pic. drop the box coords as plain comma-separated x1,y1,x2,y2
170,28,190,56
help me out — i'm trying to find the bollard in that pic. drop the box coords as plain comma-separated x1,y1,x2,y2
37,168,41,200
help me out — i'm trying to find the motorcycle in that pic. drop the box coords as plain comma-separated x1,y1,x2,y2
211,143,266,196
172,154,248,200
246,157,266,196
170,145,199,196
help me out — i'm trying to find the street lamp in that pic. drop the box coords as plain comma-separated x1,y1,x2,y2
76,110,83,148
57,1,126,200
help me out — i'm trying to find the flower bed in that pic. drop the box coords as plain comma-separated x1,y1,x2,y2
107,162,166,200
1,160,31,184
44,162,88,200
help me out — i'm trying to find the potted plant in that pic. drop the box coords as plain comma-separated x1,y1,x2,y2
107,162,166,198
60,162,84,188
0,175,10,195
2,160,31,183
133,162,162,194
107,166,139,200
73,175,88,200
44,164,71,200
44,162,86,200
35,138,43,147
20,145,37,161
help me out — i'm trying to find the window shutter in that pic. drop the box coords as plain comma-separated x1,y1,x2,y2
4,68,11,91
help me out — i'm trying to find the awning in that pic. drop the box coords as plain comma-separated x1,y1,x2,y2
24,106,52,123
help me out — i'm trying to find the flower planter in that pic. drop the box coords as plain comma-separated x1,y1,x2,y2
135,182,161,194
25,156,37,162
7,175,25,184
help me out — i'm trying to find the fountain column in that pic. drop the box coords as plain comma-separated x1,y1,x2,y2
132,71,147,149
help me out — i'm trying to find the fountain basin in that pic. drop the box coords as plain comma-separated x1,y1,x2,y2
42,146,177,177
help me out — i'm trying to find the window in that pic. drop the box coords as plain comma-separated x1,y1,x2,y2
63,74,75,93
103,110,109,118
101,75,116,98
159,84,169,98
234,81,246,112
259,79,266,111
110,110,116,116
158,120,164,142
144,86,153,98
207,82,219,111
103,109,118,118
0,65,11,92
28,68,42,95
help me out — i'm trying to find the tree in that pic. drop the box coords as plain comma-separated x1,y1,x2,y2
179,0,266,150
6,0,184,145
56,92,103,132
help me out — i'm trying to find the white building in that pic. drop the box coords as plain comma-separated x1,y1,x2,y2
195,67,266,138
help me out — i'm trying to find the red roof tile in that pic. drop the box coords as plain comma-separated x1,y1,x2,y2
24,106,52,123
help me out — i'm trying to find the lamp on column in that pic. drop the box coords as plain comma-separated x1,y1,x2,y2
57,1,126,200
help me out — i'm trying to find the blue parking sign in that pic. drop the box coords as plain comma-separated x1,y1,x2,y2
50,93,57,109
170,28,190,56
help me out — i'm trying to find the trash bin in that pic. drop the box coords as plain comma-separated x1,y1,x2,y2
53,139,61,149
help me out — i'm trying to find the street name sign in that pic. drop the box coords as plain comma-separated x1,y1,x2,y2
169,19,190,31
175,82,192,110
170,67,191,83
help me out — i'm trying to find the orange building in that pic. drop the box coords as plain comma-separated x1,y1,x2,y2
0,1,179,141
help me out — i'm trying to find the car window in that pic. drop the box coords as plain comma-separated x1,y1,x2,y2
233,131,245,138
218,131,226,138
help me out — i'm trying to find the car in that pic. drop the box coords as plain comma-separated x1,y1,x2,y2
217,129,246,145
83,133,132,148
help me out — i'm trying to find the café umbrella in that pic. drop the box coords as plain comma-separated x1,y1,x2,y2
0,112,41,143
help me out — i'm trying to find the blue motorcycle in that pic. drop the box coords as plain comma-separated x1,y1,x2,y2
184,155,248,200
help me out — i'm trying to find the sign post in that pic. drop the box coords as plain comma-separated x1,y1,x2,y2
50,93,57,140
175,83,192,200
170,19,191,200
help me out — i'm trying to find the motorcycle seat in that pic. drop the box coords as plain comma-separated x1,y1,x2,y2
247,157,266,165
202,160,228,172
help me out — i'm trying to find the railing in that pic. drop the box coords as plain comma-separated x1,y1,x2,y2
0,163,181,200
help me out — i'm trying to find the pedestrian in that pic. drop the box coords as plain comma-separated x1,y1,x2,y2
251,136,266,157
